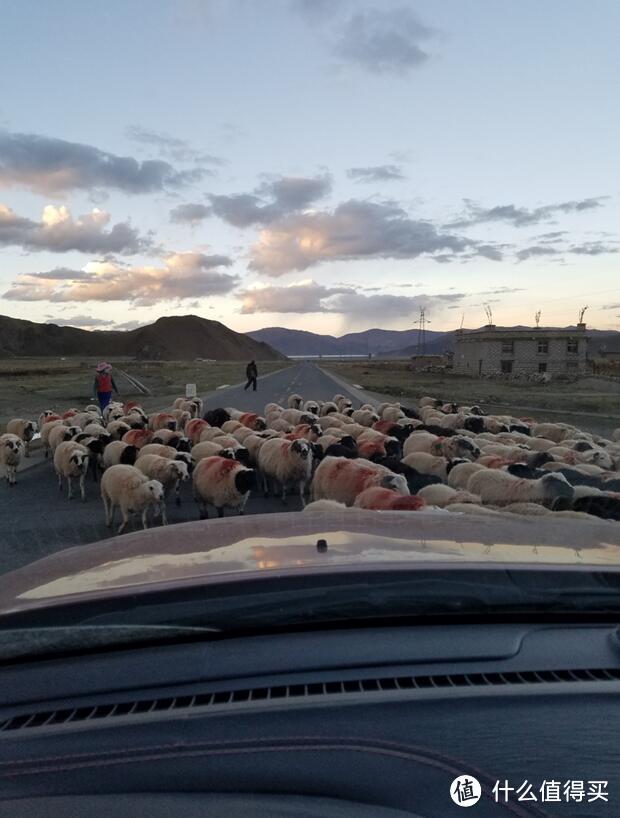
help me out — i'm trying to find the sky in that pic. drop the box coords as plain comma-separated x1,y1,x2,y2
0,0,619,337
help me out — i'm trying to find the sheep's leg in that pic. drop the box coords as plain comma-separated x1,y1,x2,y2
57,472,63,491
160,503,168,526
217,507,224,518
299,480,306,508
79,472,86,502
25,442,30,458
281,481,288,505
142,507,150,530
102,493,111,526
174,479,181,506
67,476,73,500
263,475,269,498
117,508,128,534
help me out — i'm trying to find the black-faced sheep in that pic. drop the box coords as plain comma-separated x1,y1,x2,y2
192,455,256,518
258,437,313,505
53,440,90,500
467,469,574,507
6,419,37,457
0,433,24,485
312,456,409,507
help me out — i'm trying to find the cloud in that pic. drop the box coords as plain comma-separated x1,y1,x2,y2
170,202,211,224
208,174,331,227
125,125,222,166
568,241,619,256
334,7,434,74
3,251,237,305
448,196,607,228
601,304,620,310
238,280,352,313
516,245,560,261
46,314,112,328
0,131,205,195
238,279,465,318
0,204,147,254
248,199,492,275
347,164,405,182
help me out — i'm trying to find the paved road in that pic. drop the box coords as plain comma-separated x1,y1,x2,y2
0,362,377,575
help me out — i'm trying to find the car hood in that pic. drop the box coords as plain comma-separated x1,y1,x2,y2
1,509,620,615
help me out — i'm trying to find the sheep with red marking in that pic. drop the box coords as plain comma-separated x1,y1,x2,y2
100,465,164,533
258,437,313,505
0,434,24,486
150,412,177,432
312,456,409,507
193,455,256,518
417,484,480,508
122,429,153,449
186,418,210,445
239,412,267,431
354,487,426,511
6,419,37,457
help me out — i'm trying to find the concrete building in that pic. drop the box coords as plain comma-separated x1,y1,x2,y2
453,324,589,376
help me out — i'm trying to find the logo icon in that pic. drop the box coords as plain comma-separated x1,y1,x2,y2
451,775,482,807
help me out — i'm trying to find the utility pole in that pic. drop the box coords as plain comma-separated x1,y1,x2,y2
414,307,430,354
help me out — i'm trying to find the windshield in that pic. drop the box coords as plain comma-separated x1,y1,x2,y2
1,0,620,653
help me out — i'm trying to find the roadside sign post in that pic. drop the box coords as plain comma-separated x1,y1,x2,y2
186,383,197,398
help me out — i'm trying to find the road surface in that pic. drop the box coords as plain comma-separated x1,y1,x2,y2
0,362,377,575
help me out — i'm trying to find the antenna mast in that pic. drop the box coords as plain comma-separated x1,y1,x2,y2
414,307,431,354
535,310,541,328
483,303,493,325
578,305,588,324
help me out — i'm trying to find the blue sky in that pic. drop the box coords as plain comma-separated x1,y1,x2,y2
0,0,618,335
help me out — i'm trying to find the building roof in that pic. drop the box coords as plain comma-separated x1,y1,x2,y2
455,324,589,341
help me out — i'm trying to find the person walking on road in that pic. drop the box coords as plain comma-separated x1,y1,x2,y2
94,362,119,412
244,359,258,391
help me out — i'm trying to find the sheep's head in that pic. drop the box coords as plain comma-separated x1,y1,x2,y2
173,462,190,482
146,480,165,503
235,468,257,495
253,417,267,431
3,437,23,454
175,452,194,472
291,439,310,459
380,473,410,496
233,447,251,466
70,452,89,471
541,473,574,506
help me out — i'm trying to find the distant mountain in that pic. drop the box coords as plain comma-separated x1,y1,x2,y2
0,314,285,360
247,326,449,356
247,324,620,358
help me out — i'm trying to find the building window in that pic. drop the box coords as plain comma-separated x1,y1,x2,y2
501,340,514,354
537,340,549,354
538,362,547,373
567,338,579,354
501,360,513,374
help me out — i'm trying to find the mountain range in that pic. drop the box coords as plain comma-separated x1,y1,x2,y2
0,314,284,360
247,325,620,357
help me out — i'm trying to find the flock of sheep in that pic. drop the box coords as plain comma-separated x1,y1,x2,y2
2,390,620,535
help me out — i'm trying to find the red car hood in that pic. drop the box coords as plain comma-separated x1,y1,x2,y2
1,510,619,615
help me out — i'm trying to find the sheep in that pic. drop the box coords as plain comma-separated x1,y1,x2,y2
232,426,255,444
324,443,358,459
303,400,320,415
319,401,339,417
351,409,379,427
258,438,313,505
135,454,189,515
151,430,191,451
417,484,480,508
185,418,210,445
200,426,228,442
269,417,294,433
316,415,344,431
122,429,153,449
203,408,230,427
312,456,409,507
72,411,101,429
403,432,439,457
171,409,192,430
102,402,124,423
402,452,449,481
353,487,426,511
191,440,235,462
150,412,178,432
38,410,60,429
82,422,111,440
419,396,442,409
532,422,574,443
48,423,81,453
281,408,315,425
287,423,321,442
221,419,243,434
40,418,64,457
6,419,37,457
53,441,90,501
100,465,164,533
242,433,274,467
303,499,349,512
265,402,284,416
106,420,132,440
381,405,405,422
102,440,139,468
0,434,24,485
192,456,256,518
613,428,620,442
333,394,353,413
288,393,303,409
467,469,574,508
447,461,486,490
238,412,267,431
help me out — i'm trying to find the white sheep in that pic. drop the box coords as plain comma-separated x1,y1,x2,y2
135,454,189,517
102,440,139,468
467,468,574,507
0,434,24,485
191,440,236,462
192,455,256,518
402,452,449,480
447,461,486,489
258,437,313,505
288,393,303,409
312,456,409,507
351,409,379,427
48,424,82,454
106,420,132,440
100,465,164,533
303,400,320,415
6,419,37,457
53,440,90,501
417,484,480,508
303,498,349,512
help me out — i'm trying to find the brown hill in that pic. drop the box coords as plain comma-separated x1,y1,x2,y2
0,314,285,361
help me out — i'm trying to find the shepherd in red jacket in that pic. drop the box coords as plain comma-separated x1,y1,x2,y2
94,362,119,412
